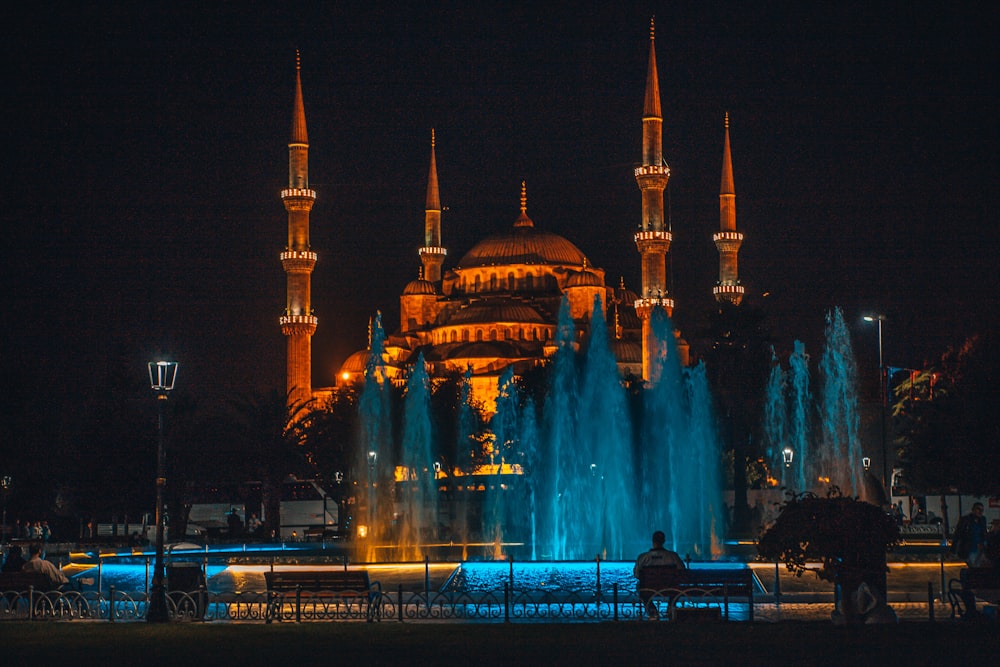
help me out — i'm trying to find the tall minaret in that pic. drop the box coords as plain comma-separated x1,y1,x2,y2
633,19,674,381
418,129,446,283
279,52,318,406
713,112,745,305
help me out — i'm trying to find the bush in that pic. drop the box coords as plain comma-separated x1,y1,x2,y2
757,487,900,586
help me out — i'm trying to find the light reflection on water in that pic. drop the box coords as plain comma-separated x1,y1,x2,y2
446,561,750,593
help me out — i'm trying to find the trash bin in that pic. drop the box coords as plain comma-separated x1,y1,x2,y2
166,562,206,619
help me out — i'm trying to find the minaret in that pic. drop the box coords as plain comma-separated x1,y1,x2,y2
418,129,447,283
279,52,318,406
633,19,675,381
713,112,745,305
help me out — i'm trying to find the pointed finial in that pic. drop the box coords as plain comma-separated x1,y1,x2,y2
296,50,301,71
725,112,729,129
419,266,424,280
650,16,655,41
520,180,527,214
367,315,373,349
431,127,436,148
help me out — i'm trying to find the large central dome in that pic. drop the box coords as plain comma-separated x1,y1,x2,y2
455,225,590,268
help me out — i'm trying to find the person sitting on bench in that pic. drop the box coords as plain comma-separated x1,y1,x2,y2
21,544,68,588
634,530,684,619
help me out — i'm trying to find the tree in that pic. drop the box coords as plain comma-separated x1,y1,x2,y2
758,487,899,623
698,301,773,534
893,333,999,496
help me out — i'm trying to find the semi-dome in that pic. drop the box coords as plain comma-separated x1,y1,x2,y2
445,300,547,326
402,278,436,295
455,225,589,269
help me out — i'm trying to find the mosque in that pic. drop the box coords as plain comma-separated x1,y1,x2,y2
279,23,745,411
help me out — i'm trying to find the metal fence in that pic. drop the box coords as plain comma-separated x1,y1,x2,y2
1,584,944,623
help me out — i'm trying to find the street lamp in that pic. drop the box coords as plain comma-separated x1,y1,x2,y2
863,315,888,493
782,447,794,468
146,360,177,623
1,476,11,543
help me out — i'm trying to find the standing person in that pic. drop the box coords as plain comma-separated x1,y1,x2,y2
951,502,988,566
21,543,68,588
634,530,685,619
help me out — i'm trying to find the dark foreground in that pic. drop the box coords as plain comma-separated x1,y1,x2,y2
2,621,997,665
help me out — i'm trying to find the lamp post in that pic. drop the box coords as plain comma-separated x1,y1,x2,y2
147,360,178,623
863,315,888,493
1,476,11,543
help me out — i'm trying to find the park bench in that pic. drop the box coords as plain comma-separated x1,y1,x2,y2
948,567,1000,619
637,566,755,621
0,571,60,593
264,569,382,623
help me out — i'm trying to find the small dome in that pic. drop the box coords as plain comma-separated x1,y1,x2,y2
403,278,436,295
611,339,642,364
445,300,546,325
339,349,369,374
566,270,603,288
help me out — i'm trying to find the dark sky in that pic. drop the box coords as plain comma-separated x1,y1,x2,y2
1,2,995,412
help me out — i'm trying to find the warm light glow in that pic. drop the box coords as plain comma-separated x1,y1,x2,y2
357,525,368,538
341,371,350,381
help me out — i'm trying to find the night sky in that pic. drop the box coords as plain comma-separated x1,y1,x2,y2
1,2,994,414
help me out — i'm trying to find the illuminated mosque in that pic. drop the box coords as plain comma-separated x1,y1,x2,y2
279,23,745,410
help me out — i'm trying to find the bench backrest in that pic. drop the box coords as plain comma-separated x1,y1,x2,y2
639,566,753,592
0,571,58,592
264,570,372,593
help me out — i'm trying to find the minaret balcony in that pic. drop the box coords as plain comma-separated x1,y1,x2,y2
418,246,448,257
634,230,672,253
713,284,745,296
634,165,670,178
281,188,316,199
633,296,675,317
713,231,744,253
280,314,318,336
280,250,317,272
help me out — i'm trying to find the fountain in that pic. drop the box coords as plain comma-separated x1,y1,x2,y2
763,307,865,498
356,300,725,562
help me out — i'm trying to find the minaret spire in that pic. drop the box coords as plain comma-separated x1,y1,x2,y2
418,128,447,283
280,52,318,406
634,18,682,380
713,112,745,304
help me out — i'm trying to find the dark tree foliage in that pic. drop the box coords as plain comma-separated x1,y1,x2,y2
757,487,900,583
893,333,999,496
696,301,773,532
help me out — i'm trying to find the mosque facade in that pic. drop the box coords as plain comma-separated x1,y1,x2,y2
280,25,744,410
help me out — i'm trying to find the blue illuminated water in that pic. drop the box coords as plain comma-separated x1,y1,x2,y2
445,560,756,594
382,300,723,561
763,307,863,497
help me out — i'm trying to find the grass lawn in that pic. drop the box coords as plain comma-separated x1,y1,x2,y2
2,621,997,665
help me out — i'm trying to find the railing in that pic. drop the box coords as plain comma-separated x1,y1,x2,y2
0,582,947,623
0,583,742,623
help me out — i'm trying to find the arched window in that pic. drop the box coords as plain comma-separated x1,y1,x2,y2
525,273,534,290
489,329,498,341
474,275,481,292
476,329,484,342
507,272,515,290
462,329,469,342
489,273,497,291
